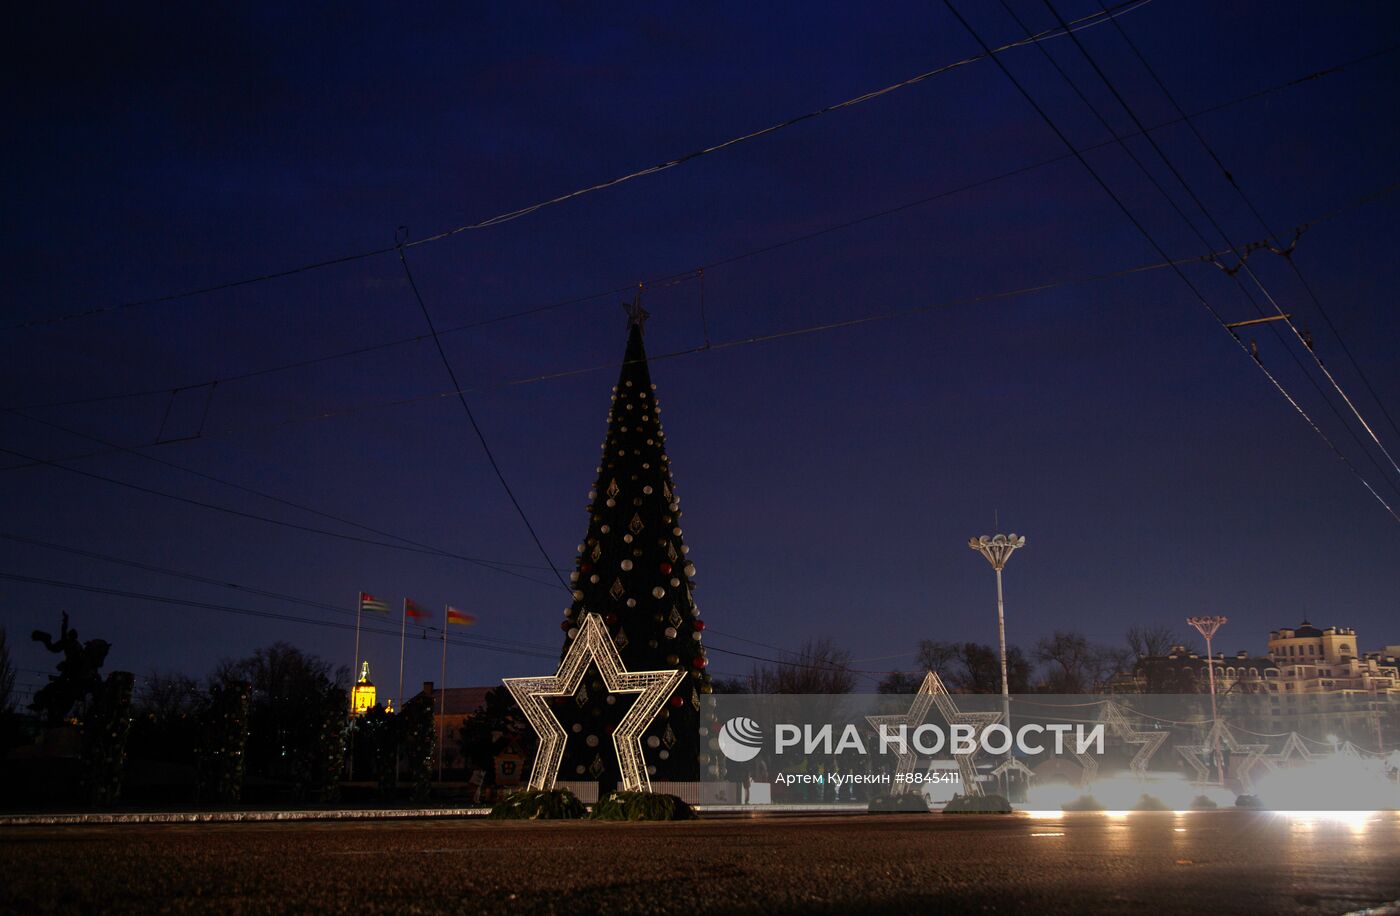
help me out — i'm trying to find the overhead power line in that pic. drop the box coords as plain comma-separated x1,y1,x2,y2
396,244,570,591
0,569,558,661
0,441,565,589
3,408,565,581
13,42,1397,414
1033,0,1400,488
3,0,1156,334
9,185,1398,475
940,0,1400,525
997,1,1400,500
1101,9,1400,460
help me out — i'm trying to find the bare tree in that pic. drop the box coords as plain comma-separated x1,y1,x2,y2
135,670,200,720
752,638,855,694
910,640,1033,693
1126,624,1180,659
1034,630,1124,693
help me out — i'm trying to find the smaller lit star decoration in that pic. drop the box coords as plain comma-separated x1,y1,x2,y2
1176,719,1267,790
866,670,1002,796
504,612,685,793
1257,731,1314,773
1072,700,1169,785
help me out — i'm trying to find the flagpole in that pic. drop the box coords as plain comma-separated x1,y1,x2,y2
438,607,448,782
398,598,408,709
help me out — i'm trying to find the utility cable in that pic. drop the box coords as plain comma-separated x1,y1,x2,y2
2,1,1156,333
1103,8,1400,454
998,0,1400,500
397,243,571,590
0,441,565,588
15,43,1395,414
1038,0,1400,484
940,0,1400,525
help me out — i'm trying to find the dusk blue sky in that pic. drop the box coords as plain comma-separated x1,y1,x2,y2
3,1,1399,703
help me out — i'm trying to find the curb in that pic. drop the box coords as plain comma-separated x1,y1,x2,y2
0,807,492,826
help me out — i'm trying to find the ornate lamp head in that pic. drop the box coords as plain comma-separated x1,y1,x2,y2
968,533,1026,571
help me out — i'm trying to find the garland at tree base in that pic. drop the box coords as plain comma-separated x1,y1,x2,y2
589,791,696,821
867,794,929,814
942,794,1012,814
489,788,588,820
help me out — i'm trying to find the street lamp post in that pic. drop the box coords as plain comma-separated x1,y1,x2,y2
969,534,1026,775
1187,615,1228,784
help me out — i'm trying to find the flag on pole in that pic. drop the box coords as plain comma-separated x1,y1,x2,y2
404,598,431,620
446,607,476,627
359,592,390,614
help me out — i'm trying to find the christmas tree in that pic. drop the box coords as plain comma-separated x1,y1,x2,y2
556,301,709,789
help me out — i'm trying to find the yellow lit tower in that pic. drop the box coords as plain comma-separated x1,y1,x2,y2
351,661,377,716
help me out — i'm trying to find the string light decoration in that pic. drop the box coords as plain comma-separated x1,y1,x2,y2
1176,719,1267,790
866,671,1002,796
504,612,686,793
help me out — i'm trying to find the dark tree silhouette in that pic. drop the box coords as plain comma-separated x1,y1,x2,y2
883,640,1033,694
458,686,529,783
0,628,15,714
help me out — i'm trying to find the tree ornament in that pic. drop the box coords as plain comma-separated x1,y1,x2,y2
691,656,707,669
664,627,677,639
659,562,672,575
684,563,696,577
667,655,680,666
620,559,633,571
652,587,666,599
693,619,705,631
669,578,681,587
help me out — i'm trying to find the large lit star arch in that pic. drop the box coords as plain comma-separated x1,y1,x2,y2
504,612,686,793
865,671,1002,796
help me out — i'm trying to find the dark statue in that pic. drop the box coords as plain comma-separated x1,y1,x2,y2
30,611,112,724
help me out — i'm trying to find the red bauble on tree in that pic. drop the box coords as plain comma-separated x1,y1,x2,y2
693,619,705,631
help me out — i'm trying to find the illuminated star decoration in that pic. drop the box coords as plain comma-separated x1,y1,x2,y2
1073,700,1169,785
1257,731,1314,773
503,612,685,793
1175,719,1267,791
866,670,1002,796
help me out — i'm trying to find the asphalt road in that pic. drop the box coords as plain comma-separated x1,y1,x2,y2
3,810,1399,914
